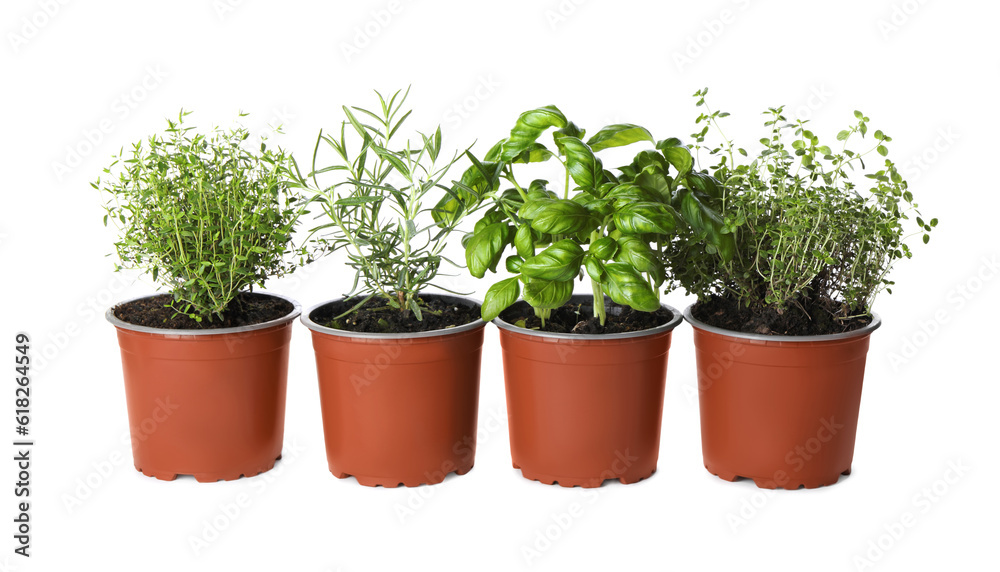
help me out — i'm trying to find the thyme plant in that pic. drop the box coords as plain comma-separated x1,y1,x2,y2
668,88,936,322
97,111,303,322
300,88,473,322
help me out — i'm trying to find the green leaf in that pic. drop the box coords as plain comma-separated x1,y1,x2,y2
660,145,694,176
602,263,660,312
613,202,676,235
511,142,555,164
525,199,595,235
515,224,535,258
836,129,851,141
370,144,410,179
589,236,618,260
586,124,654,152
584,255,605,282
559,136,603,192
522,278,574,310
520,239,584,282
877,145,889,157
408,298,423,321
482,277,520,321
676,188,735,261
335,196,383,206
505,255,524,273
501,106,568,162
614,236,657,272
465,223,509,279
684,172,722,199
552,121,586,155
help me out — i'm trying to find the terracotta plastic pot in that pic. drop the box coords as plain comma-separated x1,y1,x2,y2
685,305,881,489
301,294,486,488
106,293,300,482
495,295,682,488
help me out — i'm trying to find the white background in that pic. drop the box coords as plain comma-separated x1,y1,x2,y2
2,0,998,570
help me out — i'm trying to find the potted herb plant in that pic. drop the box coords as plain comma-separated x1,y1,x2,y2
674,89,936,489
99,111,304,482
297,89,485,487
455,105,732,487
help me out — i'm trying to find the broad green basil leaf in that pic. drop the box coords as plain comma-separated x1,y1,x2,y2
484,139,505,162
482,277,520,322
527,199,595,235
520,239,584,282
602,262,661,312
558,136,603,192
590,236,618,260
432,158,500,225
501,106,567,162
634,169,673,200
614,235,657,272
522,278,574,310
584,254,605,282
514,224,535,258
586,124,655,152
512,143,555,164
660,145,693,176
505,255,523,273
634,149,669,173
572,191,612,217
465,222,508,278
605,183,658,206
553,121,586,155
613,202,677,235
685,172,723,199
527,179,550,195
677,188,735,261
656,137,684,150
518,197,555,221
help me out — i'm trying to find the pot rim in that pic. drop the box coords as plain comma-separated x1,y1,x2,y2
300,293,486,339
682,303,881,342
105,292,302,336
493,295,683,340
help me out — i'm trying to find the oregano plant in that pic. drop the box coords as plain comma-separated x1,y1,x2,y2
668,88,936,329
450,105,733,326
96,111,303,322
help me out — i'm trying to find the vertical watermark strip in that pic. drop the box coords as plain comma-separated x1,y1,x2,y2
12,333,33,558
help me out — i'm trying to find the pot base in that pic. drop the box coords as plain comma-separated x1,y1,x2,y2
330,463,474,488
135,454,283,483
704,462,852,490
514,462,656,488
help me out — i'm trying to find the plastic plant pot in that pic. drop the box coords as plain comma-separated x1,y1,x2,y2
494,295,683,488
301,294,486,488
106,293,300,482
684,305,881,489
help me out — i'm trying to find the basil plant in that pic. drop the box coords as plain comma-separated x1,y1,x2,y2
436,105,734,326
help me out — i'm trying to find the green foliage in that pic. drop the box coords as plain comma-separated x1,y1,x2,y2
667,88,936,320
97,110,302,322
457,105,730,325
298,88,472,320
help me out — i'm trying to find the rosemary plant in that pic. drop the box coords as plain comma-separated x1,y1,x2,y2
300,88,474,322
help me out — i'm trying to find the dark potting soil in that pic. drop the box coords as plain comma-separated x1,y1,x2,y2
691,294,872,336
113,292,293,330
499,300,674,335
312,295,481,334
